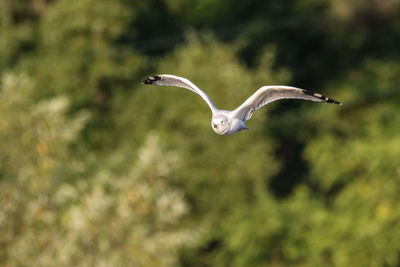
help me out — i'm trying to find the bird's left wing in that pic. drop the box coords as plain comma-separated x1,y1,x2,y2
142,74,217,114
232,85,342,121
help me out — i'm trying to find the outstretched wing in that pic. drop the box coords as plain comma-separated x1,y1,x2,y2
232,85,342,121
142,74,217,114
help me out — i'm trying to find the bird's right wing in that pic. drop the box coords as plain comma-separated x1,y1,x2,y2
142,74,217,114
232,85,342,121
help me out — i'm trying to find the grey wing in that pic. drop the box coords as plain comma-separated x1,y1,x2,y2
232,85,342,121
142,74,217,114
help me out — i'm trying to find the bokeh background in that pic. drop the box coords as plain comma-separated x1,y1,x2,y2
1,0,400,266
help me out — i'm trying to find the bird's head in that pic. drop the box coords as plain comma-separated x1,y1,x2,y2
211,114,230,135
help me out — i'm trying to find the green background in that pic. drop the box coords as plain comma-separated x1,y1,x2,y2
1,0,400,266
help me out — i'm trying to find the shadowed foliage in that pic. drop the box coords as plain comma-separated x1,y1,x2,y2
1,0,400,266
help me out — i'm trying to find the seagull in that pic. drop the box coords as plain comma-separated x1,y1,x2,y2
142,74,342,135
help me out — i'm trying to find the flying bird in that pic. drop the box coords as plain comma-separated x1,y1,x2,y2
142,74,342,135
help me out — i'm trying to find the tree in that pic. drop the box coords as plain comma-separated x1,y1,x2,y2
0,72,195,266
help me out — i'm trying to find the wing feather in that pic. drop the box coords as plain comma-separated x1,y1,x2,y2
142,74,217,114
232,86,342,121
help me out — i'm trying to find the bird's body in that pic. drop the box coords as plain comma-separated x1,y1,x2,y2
142,74,342,135
210,111,247,135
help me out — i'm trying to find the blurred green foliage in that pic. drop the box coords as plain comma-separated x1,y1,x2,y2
1,0,400,266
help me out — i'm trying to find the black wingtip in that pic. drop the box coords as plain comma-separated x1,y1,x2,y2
302,90,342,105
142,75,161,85
326,98,342,105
